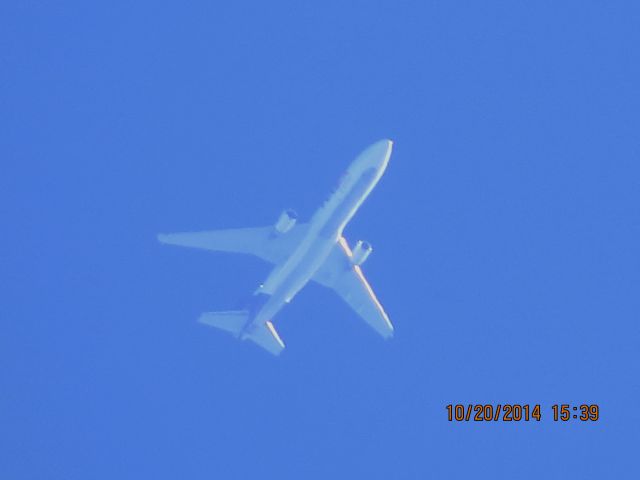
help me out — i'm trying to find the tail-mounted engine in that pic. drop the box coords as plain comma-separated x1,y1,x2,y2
351,240,373,266
274,209,298,233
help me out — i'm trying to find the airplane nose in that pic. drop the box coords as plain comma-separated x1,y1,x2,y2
362,139,393,169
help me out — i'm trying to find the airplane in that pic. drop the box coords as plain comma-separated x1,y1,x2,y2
158,139,394,355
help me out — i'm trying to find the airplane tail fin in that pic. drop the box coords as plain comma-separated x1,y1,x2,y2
198,311,285,356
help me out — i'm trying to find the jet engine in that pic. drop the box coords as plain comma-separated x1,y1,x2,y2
274,209,298,233
351,240,373,266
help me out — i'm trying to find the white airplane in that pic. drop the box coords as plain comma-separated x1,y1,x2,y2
158,139,394,355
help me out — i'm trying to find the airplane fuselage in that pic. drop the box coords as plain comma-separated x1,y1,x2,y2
242,140,392,337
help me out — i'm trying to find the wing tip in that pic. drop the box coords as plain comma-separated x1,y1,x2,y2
383,325,394,340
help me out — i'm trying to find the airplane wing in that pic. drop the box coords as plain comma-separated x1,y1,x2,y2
313,237,394,338
158,223,308,265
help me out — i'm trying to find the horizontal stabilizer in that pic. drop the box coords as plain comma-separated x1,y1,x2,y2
199,312,285,356
198,310,249,337
242,321,285,356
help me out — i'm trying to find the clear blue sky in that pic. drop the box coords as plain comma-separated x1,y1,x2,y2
2,1,639,479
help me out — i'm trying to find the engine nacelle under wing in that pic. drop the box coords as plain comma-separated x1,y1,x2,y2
351,240,372,266
274,209,298,234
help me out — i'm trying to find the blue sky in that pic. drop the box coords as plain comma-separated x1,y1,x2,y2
2,1,639,478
